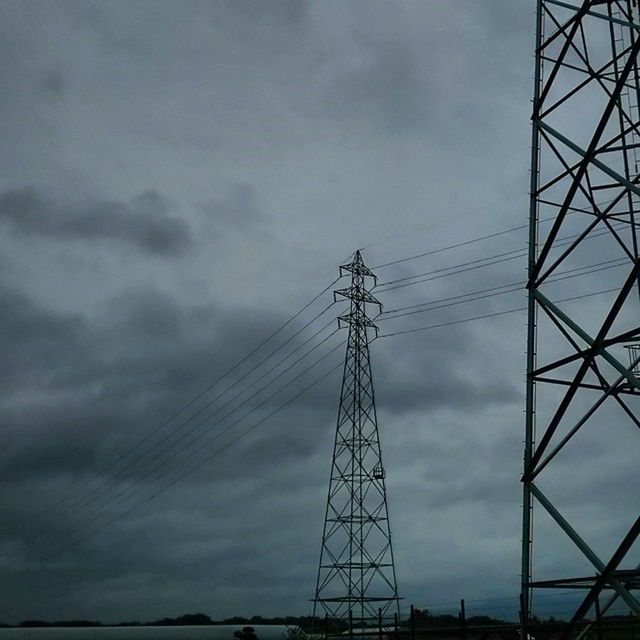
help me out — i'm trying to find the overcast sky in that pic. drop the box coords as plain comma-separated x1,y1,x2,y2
1,0,635,627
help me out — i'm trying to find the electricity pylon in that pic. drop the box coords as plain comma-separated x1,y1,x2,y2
523,2,640,637
313,250,400,634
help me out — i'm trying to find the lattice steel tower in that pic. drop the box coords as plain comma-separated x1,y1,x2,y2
523,1,640,637
313,251,400,632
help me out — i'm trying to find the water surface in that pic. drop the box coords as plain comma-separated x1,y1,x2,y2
0,624,291,640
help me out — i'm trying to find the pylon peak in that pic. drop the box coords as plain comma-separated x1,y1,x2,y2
340,250,377,282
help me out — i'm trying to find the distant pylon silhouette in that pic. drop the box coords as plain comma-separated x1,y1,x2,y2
313,250,400,633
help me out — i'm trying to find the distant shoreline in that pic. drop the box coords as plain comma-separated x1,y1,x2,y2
0,618,308,630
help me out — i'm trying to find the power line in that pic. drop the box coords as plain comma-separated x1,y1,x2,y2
5,224,586,550
361,192,530,262
4,334,346,567
373,201,631,271
375,223,629,293
5,218,632,565
377,249,526,293
0,287,344,551
8,355,345,570
379,258,628,321
10,219,626,547
382,281,524,316
24,258,624,552
372,223,529,270
378,287,620,338
13,314,342,549
8,328,344,562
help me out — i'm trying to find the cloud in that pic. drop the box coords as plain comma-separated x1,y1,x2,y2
199,183,270,236
38,71,65,97
0,0,633,627
0,283,85,389
0,188,191,256
325,38,428,132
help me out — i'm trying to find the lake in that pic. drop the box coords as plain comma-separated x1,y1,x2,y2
0,625,292,640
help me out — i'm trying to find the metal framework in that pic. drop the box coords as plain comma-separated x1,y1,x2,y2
313,251,400,633
523,1,640,636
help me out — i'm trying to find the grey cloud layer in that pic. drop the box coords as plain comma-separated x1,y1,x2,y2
0,0,627,628
0,188,191,255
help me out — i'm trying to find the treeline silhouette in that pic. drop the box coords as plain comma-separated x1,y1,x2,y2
1,613,320,628
23,608,627,630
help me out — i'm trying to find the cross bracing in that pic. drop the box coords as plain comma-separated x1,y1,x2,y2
523,1,640,638
313,251,400,630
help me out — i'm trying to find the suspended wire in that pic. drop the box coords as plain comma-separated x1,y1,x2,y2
380,284,523,321
16,276,341,507
13,216,628,539
370,209,564,271
372,223,529,270
0,286,345,551
360,192,530,260
373,196,633,271
6,214,636,564
8,313,343,553
383,281,524,316
10,251,628,552
0,222,549,553
379,258,628,321
4,328,343,560
9,354,345,569
377,249,527,293
378,286,620,338
6,217,581,549
4,333,346,567
375,223,629,293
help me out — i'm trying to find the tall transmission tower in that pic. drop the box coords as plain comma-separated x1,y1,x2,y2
313,251,400,634
523,1,640,637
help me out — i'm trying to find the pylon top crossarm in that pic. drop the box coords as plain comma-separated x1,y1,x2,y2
339,250,378,285
334,287,383,311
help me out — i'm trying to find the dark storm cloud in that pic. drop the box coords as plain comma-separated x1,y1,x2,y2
375,329,520,412
0,278,343,612
0,0,631,628
0,282,86,390
0,281,294,475
0,188,191,256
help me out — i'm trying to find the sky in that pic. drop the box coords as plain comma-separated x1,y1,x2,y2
0,0,636,627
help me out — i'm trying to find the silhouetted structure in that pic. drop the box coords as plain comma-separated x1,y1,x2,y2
523,2,640,638
313,251,400,633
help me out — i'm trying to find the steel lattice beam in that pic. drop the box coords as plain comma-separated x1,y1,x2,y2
313,251,400,633
523,1,640,636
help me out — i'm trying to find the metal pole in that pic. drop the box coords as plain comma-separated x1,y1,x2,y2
410,605,416,640
394,612,398,635
595,596,603,640
522,4,544,638
325,613,329,640
459,599,467,640
379,607,383,640
349,609,354,640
